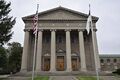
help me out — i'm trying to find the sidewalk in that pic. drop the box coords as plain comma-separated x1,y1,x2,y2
100,76,120,80
49,76,77,80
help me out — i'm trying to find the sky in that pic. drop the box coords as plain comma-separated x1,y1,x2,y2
6,0,120,54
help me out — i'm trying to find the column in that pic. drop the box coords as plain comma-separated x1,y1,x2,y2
93,30,101,70
35,30,43,71
50,29,56,72
21,30,30,72
78,30,87,71
66,29,72,72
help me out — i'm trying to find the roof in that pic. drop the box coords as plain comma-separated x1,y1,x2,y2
99,54,120,58
22,6,99,21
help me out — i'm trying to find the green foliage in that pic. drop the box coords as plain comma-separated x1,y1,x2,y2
113,68,120,75
0,46,7,74
7,42,23,73
0,0,16,46
78,76,97,80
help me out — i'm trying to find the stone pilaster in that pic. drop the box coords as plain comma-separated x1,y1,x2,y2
35,30,43,71
21,30,30,72
65,29,72,72
78,30,87,72
50,29,56,72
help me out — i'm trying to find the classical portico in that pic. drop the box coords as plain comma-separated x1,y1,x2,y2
21,7,100,73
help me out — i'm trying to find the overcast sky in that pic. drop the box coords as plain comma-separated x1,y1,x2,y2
6,0,120,54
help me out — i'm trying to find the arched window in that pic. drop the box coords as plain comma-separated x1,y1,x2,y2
100,59,104,63
113,59,117,63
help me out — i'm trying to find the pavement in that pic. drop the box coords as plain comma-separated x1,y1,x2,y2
49,76,120,80
49,76,77,80
0,75,120,80
100,76,120,80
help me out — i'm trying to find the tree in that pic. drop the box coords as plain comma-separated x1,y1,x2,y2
7,42,23,73
0,46,7,74
113,68,120,75
0,0,16,46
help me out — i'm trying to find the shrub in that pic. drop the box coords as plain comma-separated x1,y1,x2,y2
113,68,120,75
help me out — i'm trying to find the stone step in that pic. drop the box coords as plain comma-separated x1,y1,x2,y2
7,77,30,80
12,71,114,76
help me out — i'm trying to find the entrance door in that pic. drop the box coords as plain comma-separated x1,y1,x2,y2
44,58,50,71
72,58,78,71
57,56,64,71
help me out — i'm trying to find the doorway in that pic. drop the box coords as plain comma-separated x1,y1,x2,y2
43,58,50,71
72,57,78,71
57,56,64,71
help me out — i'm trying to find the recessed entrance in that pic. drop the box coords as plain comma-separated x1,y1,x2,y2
43,58,50,71
57,56,64,71
72,57,78,71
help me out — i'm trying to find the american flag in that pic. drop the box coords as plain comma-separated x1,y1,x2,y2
33,7,38,35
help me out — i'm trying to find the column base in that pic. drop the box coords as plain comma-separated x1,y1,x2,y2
50,69,56,72
35,69,41,72
20,69,27,73
66,68,72,72
80,68,87,72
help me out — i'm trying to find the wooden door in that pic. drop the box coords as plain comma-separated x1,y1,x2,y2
72,58,78,71
57,56,64,71
44,58,50,71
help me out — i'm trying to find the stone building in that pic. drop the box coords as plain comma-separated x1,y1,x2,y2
20,7,101,73
100,54,120,72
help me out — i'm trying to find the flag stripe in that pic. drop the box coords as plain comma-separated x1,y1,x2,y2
33,9,38,35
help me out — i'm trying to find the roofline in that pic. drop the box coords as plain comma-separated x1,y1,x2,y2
22,6,99,21
99,54,120,57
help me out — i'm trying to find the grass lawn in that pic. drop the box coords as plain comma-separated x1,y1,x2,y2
77,76,97,80
29,76,49,80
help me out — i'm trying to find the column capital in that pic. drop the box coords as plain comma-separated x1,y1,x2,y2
65,29,71,32
50,29,56,31
38,29,43,32
78,29,85,32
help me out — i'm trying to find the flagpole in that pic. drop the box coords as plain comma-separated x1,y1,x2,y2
89,4,100,80
32,4,39,80
58,0,61,7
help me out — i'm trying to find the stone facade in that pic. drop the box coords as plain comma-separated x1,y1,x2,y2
100,54,120,72
21,7,101,73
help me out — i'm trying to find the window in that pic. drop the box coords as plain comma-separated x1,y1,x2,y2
107,59,110,63
100,59,104,63
45,36,49,43
71,36,76,43
57,36,62,43
58,36,62,43
113,59,117,63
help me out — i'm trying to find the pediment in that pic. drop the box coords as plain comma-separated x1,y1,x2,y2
38,9,86,20
23,7,98,21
